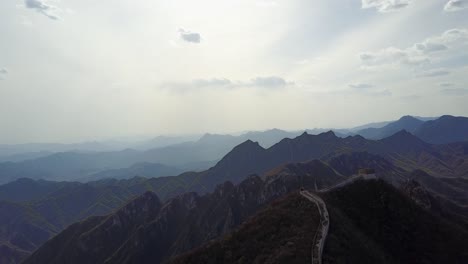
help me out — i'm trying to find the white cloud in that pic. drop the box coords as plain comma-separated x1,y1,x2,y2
24,0,61,20
249,76,291,88
444,0,468,12
416,69,451,77
439,82,454,87
0,68,7,80
360,47,428,67
441,88,468,95
179,29,201,43
360,28,468,68
160,76,292,93
348,83,374,89
361,0,412,13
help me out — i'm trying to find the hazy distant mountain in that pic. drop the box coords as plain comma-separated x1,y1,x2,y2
83,162,183,182
350,120,393,132
356,116,424,140
0,129,315,184
131,135,200,150
355,115,468,144
0,141,122,158
413,115,468,144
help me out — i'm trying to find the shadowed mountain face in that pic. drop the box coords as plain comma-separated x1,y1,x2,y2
171,180,468,264
414,115,468,144
17,152,468,264
169,193,320,264
21,165,333,264
322,180,468,264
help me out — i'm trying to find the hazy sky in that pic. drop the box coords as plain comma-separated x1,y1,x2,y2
1,0,468,143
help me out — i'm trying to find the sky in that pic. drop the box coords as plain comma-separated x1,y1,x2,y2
0,0,468,143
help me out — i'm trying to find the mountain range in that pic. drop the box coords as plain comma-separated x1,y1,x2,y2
23,177,468,264
1,115,468,263
356,115,468,143
0,115,467,186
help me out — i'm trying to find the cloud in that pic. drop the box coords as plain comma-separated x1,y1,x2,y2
360,47,428,67
416,69,451,77
366,89,392,97
0,68,7,80
439,83,455,87
360,28,468,69
417,28,468,51
361,0,412,13
179,29,201,43
444,0,468,12
249,76,291,88
414,42,448,53
344,83,391,97
160,76,292,93
24,0,61,20
440,88,468,95
348,83,374,89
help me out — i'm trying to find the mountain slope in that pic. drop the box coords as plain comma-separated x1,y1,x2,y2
356,116,424,140
323,180,468,263
22,159,347,264
170,180,468,264
169,193,319,264
414,115,468,144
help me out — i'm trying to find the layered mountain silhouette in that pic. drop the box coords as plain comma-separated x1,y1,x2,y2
1,115,467,185
355,115,468,144
357,115,424,140
2,126,468,263
21,160,340,264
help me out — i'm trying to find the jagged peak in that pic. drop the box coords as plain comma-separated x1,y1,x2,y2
317,130,337,138
233,139,263,150
381,129,429,147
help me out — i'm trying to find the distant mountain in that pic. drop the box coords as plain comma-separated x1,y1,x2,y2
350,120,393,132
414,115,468,144
114,130,468,201
0,178,75,202
356,116,424,140
0,129,306,184
355,115,468,144
83,162,183,182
